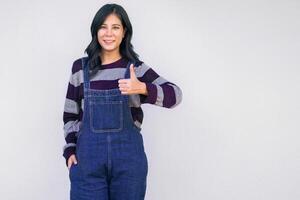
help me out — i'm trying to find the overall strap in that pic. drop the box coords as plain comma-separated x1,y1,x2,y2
82,57,90,90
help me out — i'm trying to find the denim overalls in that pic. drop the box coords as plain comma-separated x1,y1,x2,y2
69,57,148,200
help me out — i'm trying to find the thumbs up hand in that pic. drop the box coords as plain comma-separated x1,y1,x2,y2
118,64,148,95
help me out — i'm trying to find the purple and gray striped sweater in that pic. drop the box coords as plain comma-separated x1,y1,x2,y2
62,56,182,164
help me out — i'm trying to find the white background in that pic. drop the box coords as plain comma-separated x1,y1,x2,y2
1,0,300,199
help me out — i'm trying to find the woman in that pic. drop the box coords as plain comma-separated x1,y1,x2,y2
63,3,182,200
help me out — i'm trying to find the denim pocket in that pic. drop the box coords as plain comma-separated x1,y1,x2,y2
69,163,80,182
89,101,123,132
69,163,74,180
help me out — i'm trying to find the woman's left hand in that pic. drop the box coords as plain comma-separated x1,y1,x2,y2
118,64,148,95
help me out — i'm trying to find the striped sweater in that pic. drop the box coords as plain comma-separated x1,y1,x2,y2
62,56,182,165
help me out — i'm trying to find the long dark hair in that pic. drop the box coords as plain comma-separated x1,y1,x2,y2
84,3,140,75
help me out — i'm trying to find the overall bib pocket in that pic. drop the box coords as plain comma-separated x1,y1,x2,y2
89,101,123,132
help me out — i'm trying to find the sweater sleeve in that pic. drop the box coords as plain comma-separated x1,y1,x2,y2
135,62,183,108
62,59,83,167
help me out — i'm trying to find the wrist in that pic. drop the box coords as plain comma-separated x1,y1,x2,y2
140,82,148,95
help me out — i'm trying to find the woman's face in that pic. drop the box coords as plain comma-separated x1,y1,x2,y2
98,14,126,54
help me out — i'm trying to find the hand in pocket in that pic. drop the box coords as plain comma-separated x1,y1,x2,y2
68,154,78,170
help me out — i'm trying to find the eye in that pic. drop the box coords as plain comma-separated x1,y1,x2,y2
113,27,120,29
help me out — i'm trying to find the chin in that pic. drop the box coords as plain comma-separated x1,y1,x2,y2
102,47,117,52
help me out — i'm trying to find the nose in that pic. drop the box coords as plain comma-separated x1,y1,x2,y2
105,28,113,36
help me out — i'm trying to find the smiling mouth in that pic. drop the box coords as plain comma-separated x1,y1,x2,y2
104,40,114,44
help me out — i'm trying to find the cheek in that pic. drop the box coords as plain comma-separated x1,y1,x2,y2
97,30,105,39
116,32,124,42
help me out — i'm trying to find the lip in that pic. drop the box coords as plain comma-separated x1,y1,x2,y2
103,40,115,44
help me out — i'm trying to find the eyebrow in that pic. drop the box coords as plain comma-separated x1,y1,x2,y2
101,24,121,26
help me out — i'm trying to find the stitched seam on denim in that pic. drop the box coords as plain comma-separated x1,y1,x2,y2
87,93,121,97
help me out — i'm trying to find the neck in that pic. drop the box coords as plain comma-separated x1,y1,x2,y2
100,50,122,65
